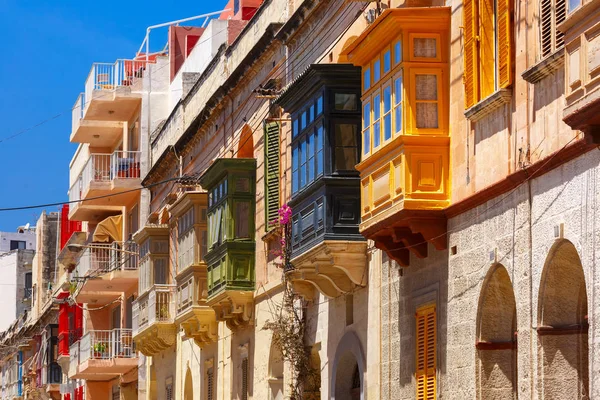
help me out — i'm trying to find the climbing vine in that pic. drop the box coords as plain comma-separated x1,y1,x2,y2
263,204,320,399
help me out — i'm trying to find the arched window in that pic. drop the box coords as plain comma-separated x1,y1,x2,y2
184,367,193,400
238,125,254,158
268,342,284,400
475,264,517,399
538,240,589,399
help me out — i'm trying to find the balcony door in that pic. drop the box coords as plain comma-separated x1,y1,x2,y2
112,306,121,329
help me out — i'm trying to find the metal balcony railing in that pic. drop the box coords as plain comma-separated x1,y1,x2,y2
71,328,135,366
71,93,85,132
23,287,32,299
85,59,149,93
74,241,139,278
132,285,176,336
78,151,142,195
68,177,82,206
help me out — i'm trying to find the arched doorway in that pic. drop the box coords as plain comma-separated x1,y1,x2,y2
475,264,517,399
268,341,284,400
184,367,193,400
331,332,365,400
238,124,254,158
538,240,589,399
304,345,321,400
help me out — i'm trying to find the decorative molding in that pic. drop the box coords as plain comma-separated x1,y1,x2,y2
288,241,368,298
521,48,565,84
464,88,512,122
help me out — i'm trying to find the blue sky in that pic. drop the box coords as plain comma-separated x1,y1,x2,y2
0,0,225,231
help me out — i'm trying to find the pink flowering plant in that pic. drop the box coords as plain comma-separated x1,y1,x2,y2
269,204,293,270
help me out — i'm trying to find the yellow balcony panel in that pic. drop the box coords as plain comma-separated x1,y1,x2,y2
357,136,448,266
132,285,177,356
70,120,124,147
175,265,218,347
287,240,368,299
208,290,254,331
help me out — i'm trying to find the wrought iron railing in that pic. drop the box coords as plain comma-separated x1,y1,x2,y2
71,328,136,366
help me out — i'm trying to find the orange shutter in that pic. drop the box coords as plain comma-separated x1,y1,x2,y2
497,0,513,88
416,305,436,400
480,0,496,98
463,0,479,108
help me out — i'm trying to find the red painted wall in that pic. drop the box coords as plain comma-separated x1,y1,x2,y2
60,205,82,251
169,26,205,81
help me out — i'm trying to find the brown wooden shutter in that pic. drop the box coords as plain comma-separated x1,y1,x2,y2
498,0,513,88
463,0,479,108
264,122,281,227
416,305,436,400
207,369,214,400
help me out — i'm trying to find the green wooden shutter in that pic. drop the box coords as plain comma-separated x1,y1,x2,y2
264,121,281,228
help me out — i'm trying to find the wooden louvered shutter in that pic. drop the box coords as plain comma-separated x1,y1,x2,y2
555,0,566,50
416,305,436,400
264,122,281,226
463,0,479,108
497,0,513,88
541,0,553,57
480,0,496,98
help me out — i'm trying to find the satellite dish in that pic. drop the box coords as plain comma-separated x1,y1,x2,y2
24,223,30,230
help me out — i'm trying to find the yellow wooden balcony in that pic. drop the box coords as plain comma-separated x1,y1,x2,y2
341,7,451,265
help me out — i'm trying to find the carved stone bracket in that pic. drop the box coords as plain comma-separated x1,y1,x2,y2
287,241,368,299
208,291,254,330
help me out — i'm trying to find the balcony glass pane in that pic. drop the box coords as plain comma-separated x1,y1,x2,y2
307,133,314,183
384,50,391,73
394,40,402,64
334,124,358,172
316,124,323,176
334,93,358,111
235,202,250,239
364,68,371,90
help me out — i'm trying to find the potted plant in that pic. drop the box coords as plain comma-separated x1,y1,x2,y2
158,304,169,320
93,342,107,358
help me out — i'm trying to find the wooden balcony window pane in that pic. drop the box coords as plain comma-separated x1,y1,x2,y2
373,94,381,147
364,68,371,91
316,124,324,176
414,38,437,58
384,50,391,73
362,102,371,154
335,93,358,111
307,132,315,183
374,60,381,82
394,41,403,64
235,202,250,239
334,124,358,172
383,86,392,141
292,146,299,193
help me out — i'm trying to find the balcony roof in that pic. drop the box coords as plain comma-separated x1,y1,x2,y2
340,7,451,66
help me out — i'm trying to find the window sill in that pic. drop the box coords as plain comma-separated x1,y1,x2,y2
521,48,565,84
261,228,280,244
464,88,512,122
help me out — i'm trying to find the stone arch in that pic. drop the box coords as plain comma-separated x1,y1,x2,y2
268,341,284,400
184,367,193,400
237,124,254,158
475,263,517,400
331,331,365,400
338,36,358,62
537,239,589,399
